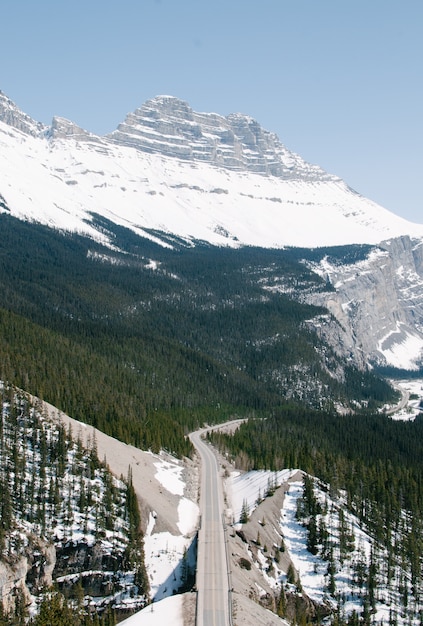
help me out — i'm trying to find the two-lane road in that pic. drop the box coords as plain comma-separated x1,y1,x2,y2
190,429,230,626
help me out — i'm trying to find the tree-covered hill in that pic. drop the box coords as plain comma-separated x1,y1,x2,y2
0,383,148,625
0,213,395,454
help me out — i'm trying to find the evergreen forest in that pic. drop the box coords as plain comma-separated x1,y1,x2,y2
1,213,422,624
0,214,395,457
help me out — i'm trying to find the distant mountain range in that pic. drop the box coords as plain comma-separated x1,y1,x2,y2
1,90,422,250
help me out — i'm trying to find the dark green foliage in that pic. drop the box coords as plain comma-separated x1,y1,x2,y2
0,214,396,457
287,243,377,267
124,469,149,593
32,591,73,626
286,563,297,585
31,590,116,626
239,498,249,523
0,213,421,623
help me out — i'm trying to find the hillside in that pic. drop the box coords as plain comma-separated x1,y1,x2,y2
209,390,423,624
0,384,148,624
0,214,400,458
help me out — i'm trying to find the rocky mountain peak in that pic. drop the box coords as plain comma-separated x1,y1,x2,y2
142,94,196,120
48,116,101,143
1,89,421,252
108,95,333,181
0,91,46,137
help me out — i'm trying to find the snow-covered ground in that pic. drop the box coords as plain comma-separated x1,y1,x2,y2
377,326,423,371
118,594,184,626
280,478,422,625
143,458,199,601
42,402,199,615
41,397,423,625
227,468,295,523
281,481,374,611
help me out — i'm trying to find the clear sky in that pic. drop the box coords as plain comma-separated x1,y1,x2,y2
1,0,422,223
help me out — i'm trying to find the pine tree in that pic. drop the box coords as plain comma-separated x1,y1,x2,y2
306,515,318,555
239,498,249,524
277,586,287,617
326,549,336,596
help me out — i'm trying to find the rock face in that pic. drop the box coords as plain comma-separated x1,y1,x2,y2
308,236,423,370
1,90,421,250
49,116,95,142
108,95,332,181
0,91,332,181
0,91,46,137
1,90,423,367
0,537,55,615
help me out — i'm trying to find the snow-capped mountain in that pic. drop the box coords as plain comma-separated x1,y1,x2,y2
1,90,422,249
1,90,423,370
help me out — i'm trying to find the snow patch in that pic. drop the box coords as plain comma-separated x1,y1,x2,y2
227,469,294,523
377,323,423,370
118,594,184,626
177,497,199,535
154,458,185,496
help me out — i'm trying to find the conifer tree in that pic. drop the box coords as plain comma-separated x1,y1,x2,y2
240,498,249,524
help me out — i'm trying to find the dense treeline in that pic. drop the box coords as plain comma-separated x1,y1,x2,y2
290,474,422,625
0,214,395,455
210,405,423,512
0,212,419,624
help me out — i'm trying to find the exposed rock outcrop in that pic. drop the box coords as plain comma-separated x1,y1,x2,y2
307,236,423,370
0,91,46,137
0,537,55,615
108,95,333,180
49,116,96,142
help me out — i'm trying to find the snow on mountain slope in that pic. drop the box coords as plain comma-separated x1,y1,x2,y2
1,90,422,249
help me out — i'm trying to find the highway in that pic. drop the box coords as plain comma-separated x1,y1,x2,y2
190,429,231,626
384,383,410,415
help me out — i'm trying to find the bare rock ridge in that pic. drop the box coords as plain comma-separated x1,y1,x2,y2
48,116,95,142
0,90,332,181
108,95,332,180
0,91,47,137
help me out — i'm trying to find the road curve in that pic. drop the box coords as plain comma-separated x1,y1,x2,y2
384,383,410,415
190,429,230,626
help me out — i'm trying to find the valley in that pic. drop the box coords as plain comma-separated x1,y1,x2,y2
2,382,422,625
1,91,423,625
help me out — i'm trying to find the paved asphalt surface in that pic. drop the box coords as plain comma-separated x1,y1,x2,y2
190,429,230,626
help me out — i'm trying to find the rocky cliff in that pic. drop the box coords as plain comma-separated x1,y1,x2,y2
108,95,332,181
1,90,421,250
307,236,423,370
0,537,55,616
0,91,47,137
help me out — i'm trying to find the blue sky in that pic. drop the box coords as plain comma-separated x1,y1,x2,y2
1,0,422,223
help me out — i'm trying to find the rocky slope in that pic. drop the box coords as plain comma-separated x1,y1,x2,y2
108,94,330,180
304,236,423,370
0,387,149,621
